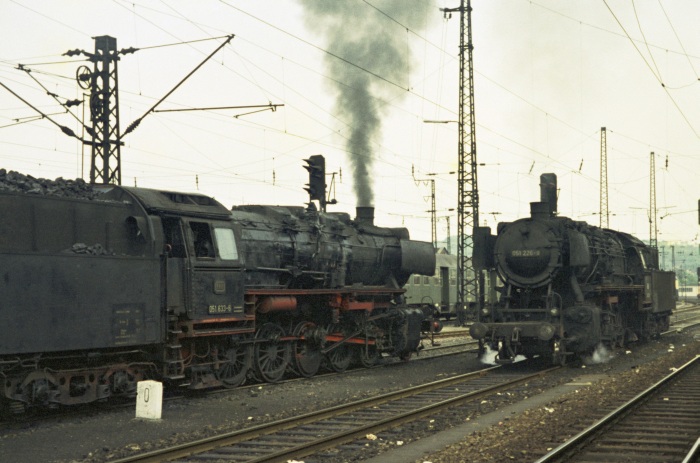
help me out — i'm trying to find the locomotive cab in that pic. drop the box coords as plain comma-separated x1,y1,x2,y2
112,187,248,322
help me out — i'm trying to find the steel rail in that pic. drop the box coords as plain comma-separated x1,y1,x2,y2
112,365,558,462
673,312,700,324
664,318,700,335
534,355,700,463
682,437,700,463
245,368,559,463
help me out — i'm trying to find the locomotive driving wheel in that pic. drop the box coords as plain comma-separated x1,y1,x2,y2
324,324,352,372
292,322,323,378
215,341,252,388
326,345,352,372
254,323,290,383
356,343,380,368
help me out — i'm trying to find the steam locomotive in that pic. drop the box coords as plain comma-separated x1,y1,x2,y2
0,170,435,410
470,174,675,365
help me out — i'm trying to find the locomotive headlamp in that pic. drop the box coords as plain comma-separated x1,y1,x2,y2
550,308,559,317
537,323,555,341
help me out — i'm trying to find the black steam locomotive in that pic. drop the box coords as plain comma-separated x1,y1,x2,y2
0,172,435,410
470,174,675,365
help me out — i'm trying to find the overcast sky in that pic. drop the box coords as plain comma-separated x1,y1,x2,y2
1,0,699,246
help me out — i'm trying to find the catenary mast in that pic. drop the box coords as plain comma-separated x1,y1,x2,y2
441,0,479,318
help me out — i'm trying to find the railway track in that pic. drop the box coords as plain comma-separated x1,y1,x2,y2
111,364,558,463
0,337,477,424
665,314,700,335
670,303,700,331
535,355,700,463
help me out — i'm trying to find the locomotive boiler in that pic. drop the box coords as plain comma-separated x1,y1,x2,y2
470,174,675,364
0,170,435,410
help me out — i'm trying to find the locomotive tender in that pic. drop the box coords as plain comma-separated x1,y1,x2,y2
470,174,675,364
0,178,435,409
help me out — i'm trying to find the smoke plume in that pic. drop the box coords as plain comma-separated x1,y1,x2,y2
299,0,429,206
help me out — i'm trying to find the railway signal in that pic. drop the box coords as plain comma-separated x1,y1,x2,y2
304,154,327,211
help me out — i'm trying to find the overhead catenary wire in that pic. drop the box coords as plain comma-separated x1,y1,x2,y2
0,80,85,141
1,0,700,243
219,0,413,93
657,0,699,80
5,1,696,165
603,0,700,140
16,65,84,124
123,34,235,136
632,0,663,82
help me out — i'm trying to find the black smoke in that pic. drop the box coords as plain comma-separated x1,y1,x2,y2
299,0,430,206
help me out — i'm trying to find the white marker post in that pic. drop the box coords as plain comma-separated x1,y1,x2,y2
135,380,163,420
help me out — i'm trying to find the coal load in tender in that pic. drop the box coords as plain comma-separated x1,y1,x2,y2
0,169,102,199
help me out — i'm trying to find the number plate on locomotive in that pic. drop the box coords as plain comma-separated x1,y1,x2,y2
511,249,541,257
208,304,233,314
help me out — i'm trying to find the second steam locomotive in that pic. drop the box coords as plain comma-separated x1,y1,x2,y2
470,174,675,364
0,166,435,410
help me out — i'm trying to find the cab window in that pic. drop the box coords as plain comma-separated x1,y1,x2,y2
214,227,238,260
190,222,214,258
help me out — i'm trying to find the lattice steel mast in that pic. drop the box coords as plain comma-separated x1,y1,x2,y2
413,168,438,249
442,215,451,252
650,151,657,248
442,0,479,316
599,127,609,228
88,36,122,185
73,34,235,185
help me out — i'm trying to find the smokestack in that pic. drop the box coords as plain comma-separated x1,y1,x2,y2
539,173,557,216
356,206,375,226
530,201,550,220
